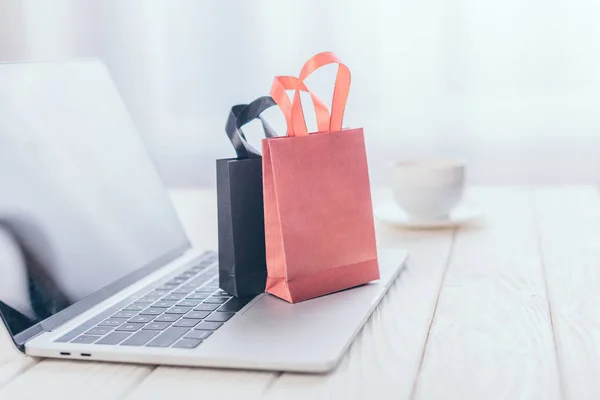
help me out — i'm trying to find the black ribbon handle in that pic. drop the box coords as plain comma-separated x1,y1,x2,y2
225,96,278,159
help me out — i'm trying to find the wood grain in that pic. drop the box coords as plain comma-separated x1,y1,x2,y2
0,321,38,392
413,188,561,399
0,360,151,400
0,356,36,392
126,367,276,400
533,186,600,400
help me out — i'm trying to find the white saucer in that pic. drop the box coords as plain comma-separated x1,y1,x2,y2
374,202,484,229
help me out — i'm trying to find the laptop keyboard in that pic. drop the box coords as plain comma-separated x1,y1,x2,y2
55,252,253,349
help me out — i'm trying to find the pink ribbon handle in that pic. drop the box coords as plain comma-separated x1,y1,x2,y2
270,75,330,137
270,52,351,137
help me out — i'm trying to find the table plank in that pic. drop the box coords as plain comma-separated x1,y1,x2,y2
413,188,561,399
262,190,456,399
0,359,152,400
533,186,600,399
126,367,276,400
0,320,38,391
0,357,36,391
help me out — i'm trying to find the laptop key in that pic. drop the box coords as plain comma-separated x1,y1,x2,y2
206,312,235,323
146,328,190,347
194,322,223,331
144,294,164,301
185,294,209,300
98,318,124,327
123,303,147,312
143,322,172,331
111,311,138,319
173,339,202,349
192,292,215,298
152,300,176,308
193,304,219,312
55,318,100,343
121,330,160,346
71,335,99,344
128,315,154,324
96,332,132,345
194,288,215,294
176,300,199,308
85,327,113,336
116,323,145,332
173,319,201,328
184,330,212,340
163,294,186,301
180,283,200,290
218,297,253,312
171,288,194,294
184,311,210,319
139,308,164,316
154,314,180,323
135,297,156,304
165,306,191,315
204,297,228,305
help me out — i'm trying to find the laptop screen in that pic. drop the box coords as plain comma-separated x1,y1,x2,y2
0,60,189,338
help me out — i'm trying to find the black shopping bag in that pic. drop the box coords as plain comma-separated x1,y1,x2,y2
217,96,277,297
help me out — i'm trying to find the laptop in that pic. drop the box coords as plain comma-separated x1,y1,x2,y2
0,59,408,373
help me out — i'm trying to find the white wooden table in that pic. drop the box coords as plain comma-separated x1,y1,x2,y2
1,186,599,399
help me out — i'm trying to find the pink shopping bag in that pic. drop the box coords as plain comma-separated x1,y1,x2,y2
262,52,379,303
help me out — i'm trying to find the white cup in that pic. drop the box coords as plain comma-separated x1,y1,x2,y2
390,159,466,220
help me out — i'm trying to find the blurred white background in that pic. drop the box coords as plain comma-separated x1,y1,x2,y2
1,0,600,187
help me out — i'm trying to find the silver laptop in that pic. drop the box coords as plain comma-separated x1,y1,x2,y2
0,59,408,373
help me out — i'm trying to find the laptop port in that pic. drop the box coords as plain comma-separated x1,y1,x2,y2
80,353,91,357
59,352,70,356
